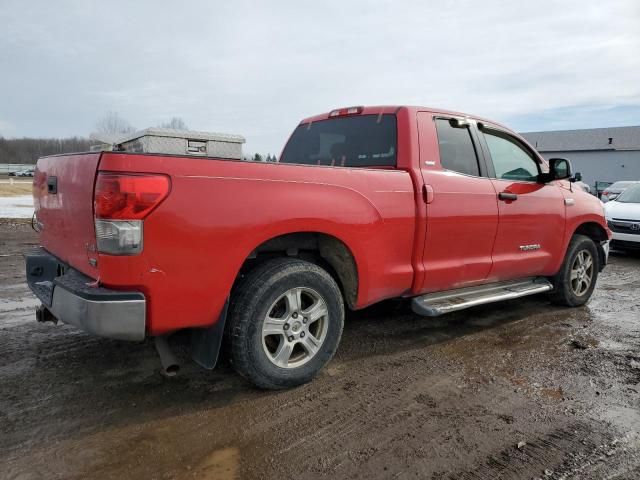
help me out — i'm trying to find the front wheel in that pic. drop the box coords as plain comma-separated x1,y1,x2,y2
228,258,344,389
550,234,599,307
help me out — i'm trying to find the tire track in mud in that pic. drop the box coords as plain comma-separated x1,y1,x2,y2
239,274,640,479
450,423,611,480
240,347,565,478
275,362,428,454
0,323,103,366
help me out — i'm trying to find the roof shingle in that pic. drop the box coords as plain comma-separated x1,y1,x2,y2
521,126,640,152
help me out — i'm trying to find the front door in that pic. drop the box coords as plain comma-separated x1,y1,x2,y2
478,125,566,280
417,113,499,293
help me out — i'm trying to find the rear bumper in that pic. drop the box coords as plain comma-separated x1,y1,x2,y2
25,248,146,341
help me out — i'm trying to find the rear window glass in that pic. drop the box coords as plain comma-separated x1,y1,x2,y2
434,119,480,177
279,114,397,168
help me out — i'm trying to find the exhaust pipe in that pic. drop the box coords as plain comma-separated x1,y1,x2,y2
154,336,180,377
36,304,57,324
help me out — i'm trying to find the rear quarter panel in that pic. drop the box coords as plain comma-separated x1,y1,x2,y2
98,153,417,335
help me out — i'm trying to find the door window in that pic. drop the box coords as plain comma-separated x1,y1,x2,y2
434,119,481,177
483,131,539,182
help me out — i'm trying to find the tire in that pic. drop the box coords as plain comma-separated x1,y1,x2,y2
550,234,599,307
228,258,344,389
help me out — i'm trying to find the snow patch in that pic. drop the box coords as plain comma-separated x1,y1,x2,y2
0,195,34,218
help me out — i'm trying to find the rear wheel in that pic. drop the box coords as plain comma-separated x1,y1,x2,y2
228,258,344,389
550,234,599,306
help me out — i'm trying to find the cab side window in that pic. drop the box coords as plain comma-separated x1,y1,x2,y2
434,119,481,177
483,131,539,182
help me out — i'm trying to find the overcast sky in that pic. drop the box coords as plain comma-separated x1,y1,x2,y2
1,0,639,155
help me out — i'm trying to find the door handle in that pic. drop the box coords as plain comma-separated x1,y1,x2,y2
498,191,517,201
47,176,57,194
422,184,434,204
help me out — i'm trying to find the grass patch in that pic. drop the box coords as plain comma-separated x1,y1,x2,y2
0,182,33,197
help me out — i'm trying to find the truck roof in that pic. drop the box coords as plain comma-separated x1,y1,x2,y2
299,105,513,133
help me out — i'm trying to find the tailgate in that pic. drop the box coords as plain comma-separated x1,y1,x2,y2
34,153,101,278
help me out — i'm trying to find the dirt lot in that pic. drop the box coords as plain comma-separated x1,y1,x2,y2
1,221,639,480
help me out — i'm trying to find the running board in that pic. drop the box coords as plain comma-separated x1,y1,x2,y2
411,277,553,317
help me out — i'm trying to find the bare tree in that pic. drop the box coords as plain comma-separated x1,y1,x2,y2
0,136,97,164
94,112,135,137
159,117,188,130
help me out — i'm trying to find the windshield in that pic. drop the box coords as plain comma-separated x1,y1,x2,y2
610,181,638,192
616,184,640,203
279,114,397,168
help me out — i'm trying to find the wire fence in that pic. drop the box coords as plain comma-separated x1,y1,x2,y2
0,163,31,175
594,181,613,198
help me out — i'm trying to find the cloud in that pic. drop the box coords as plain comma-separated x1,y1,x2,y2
0,0,638,153
0,118,17,137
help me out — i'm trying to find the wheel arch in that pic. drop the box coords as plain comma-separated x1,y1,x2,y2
571,221,609,271
572,221,609,242
238,232,359,309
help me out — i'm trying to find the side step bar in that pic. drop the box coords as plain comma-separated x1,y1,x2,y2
411,277,553,317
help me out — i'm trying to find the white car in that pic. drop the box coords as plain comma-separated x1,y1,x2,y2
604,184,640,252
601,180,640,203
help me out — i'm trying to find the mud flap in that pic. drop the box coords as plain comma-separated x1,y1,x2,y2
190,300,228,369
598,240,609,271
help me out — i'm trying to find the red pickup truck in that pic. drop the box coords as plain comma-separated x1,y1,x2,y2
26,106,610,389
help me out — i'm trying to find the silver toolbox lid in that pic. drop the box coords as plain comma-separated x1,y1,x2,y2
114,128,245,159
116,128,245,145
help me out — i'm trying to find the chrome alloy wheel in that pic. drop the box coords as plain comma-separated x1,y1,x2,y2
570,249,594,296
261,287,329,368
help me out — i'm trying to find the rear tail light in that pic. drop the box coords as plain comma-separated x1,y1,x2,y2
95,219,143,254
95,173,170,220
94,173,170,255
602,190,609,196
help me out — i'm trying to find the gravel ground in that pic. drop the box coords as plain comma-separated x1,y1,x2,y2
1,221,639,479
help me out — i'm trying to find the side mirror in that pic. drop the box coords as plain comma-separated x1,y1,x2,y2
548,158,572,180
572,171,582,182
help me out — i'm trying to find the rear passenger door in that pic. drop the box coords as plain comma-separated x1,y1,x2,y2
477,124,566,280
417,113,499,292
